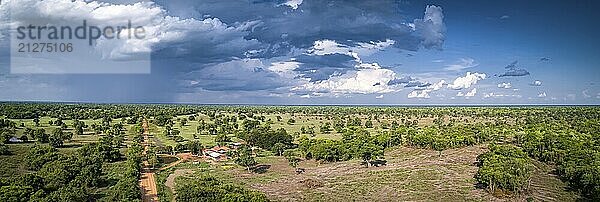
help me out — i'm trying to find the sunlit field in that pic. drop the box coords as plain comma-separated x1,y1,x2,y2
1,104,598,201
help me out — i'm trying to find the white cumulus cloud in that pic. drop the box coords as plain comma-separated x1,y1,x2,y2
530,80,542,86
413,5,446,50
407,80,445,99
408,90,431,98
447,72,486,90
465,88,477,97
456,88,477,97
308,39,395,59
294,68,398,95
497,82,512,89
281,0,303,10
2,0,261,60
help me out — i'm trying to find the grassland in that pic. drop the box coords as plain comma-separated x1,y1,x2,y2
0,108,589,202
161,144,579,202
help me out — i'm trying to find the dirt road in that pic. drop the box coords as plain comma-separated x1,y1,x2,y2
140,119,159,202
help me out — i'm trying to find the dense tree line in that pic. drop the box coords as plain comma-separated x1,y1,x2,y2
240,127,293,151
0,119,144,202
405,123,507,155
298,128,398,166
0,144,102,201
105,142,143,201
516,123,600,199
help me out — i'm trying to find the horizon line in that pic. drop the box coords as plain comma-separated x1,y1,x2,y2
1,100,599,107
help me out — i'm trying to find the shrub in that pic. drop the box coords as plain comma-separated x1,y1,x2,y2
475,144,533,194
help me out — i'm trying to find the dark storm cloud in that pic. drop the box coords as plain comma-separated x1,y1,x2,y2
157,0,446,57
143,0,446,95
185,59,287,91
498,61,530,77
404,80,430,88
292,53,358,82
0,0,447,102
387,76,415,85
387,76,429,88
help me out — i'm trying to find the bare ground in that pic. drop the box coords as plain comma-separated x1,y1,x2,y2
140,119,159,202
245,145,579,202
163,144,580,202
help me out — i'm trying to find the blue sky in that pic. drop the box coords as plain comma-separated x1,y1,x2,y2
0,0,599,104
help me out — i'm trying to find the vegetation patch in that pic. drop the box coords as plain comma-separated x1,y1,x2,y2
175,175,269,202
475,144,533,196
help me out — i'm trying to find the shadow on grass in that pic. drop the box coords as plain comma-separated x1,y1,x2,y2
252,164,271,174
360,159,387,167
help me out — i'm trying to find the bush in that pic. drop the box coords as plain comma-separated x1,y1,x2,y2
0,143,9,155
25,144,59,171
475,144,533,194
176,175,268,202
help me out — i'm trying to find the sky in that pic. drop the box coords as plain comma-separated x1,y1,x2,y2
0,0,599,104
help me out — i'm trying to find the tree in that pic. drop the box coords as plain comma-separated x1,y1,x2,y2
171,129,180,137
320,122,332,133
215,133,231,143
49,128,66,148
108,176,141,201
33,129,48,143
271,143,286,156
246,128,292,150
44,185,89,202
38,158,77,190
73,120,84,136
0,185,33,202
25,144,59,170
475,144,533,194
16,173,44,191
186,141,203,155
33,117,40,127
75,143,104,187
23,128,34,140
0,128,14,144
365,119,373,128
175,143,186,153
98,135,121,162
147,147,159,169
284,150,300,169
357,142,383,167
0,143,9,155
105,142,142,201
235,145,256,172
